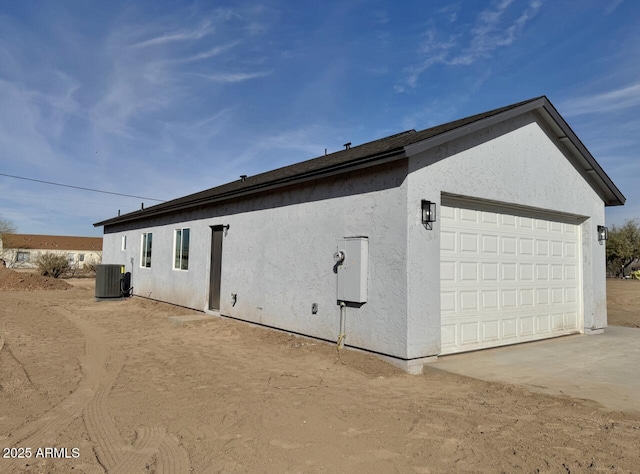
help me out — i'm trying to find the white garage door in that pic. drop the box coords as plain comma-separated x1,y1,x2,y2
440,203,581,355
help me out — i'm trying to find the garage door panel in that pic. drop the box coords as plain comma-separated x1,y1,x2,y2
482,234,499,254
482,263,498,280
441,231,456,251
502,214,516,226
461,322,479,344
502,319,517,338
520,264,534,281
482,290,498,309
551,241,563,256
460,208,478,222
520,289,534,306
519,238,534,255
519,217,533,229
460,262,478,281
536,315,550,333
440,261,456,281
440,204,581,354
501,263,517,281
441,291,456,312
536,220,549,231
460,291,478,310
536,288,549,304
536,264,549,280
536,240,549,256
481,211,498,225
552,313,564,330
502,290,517,307
482,320,500,341
502,237,517,255
460,233,478,253
550,288,563,304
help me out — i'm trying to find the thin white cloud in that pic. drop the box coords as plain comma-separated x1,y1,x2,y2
372,10,389,25
0,80,60,167
179,41,241,63
397,0,542,91
196,71,272,83
437,4,461,23
561,83,640,116
605,0,625,15
132,20,214,48
448,0,541,64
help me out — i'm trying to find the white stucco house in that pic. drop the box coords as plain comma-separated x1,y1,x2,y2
0,233,103,270
95,97,624,373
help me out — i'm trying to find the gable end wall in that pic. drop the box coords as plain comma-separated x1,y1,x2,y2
405,112,607,359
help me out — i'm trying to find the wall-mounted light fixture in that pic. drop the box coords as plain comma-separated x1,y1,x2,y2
597,225,608,243
421,200,436,230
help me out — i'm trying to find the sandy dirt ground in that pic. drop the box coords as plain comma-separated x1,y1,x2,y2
606,279,640,328
0,275,639,473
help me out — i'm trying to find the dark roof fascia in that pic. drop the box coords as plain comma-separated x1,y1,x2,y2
404,97,548,157
95,148,407,227
94,99,539,228
538,99,625,206
404,96,625,207
95,96,624,228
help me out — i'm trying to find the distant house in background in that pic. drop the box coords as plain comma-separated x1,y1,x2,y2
0,234,103,269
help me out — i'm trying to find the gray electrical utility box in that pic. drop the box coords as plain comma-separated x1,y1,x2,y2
336,237,368,303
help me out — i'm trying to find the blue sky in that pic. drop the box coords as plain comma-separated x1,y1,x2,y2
0,0,637,236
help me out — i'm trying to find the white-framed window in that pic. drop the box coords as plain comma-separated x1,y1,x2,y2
67,253,76,263
122,235,127,251
79,254,85,262
141,232,152,268
16,251,30,262
174,228,190,270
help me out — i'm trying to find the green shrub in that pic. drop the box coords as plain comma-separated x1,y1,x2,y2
35,253,70,278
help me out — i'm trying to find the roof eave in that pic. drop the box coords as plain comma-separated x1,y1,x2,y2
94,96,625,228
94,148,408,227
404,96,625,207
538,100,625,207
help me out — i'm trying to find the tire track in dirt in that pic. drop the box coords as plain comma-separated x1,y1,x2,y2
82,353,126,471
3,304,189,473
57,305,189,473
156,433,191,473
66,308,125,471
2,314,102,471
5,308,108,468
111,426,166,474
3,314,104,447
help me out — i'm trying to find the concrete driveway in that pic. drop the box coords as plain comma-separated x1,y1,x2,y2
432,326,640,414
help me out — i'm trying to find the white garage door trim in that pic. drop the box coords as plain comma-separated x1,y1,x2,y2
440,197,583,355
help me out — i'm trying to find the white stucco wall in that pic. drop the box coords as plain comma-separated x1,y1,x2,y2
405,112,607,359
100,112,610,365
103,163,411,358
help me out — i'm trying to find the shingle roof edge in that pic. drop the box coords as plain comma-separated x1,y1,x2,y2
94,96,624,227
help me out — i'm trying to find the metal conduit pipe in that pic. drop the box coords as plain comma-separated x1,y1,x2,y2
338,302,347,349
